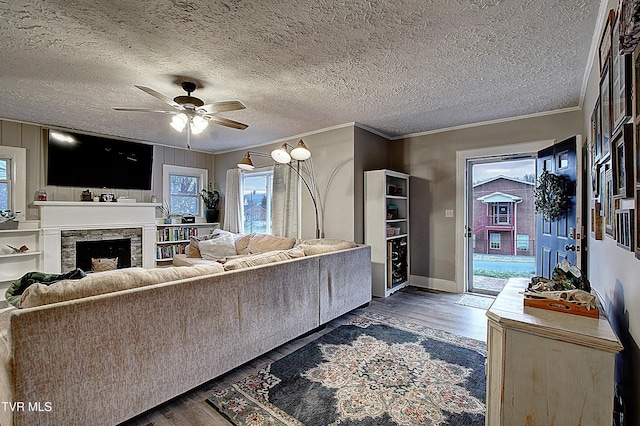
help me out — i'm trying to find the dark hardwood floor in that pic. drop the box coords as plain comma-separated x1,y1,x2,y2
120,287,491,426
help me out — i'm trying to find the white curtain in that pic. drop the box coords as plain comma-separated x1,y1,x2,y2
223,168,243,233
272,164,299,237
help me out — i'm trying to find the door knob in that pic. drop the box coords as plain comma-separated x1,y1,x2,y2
564,244,576,251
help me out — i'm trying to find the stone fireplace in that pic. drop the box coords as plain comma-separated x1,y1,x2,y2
62,229,141,272
35,201,158,273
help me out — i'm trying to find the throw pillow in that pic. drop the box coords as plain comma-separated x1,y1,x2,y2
246,233,296,254
198,233,238,260
298,241,357,256
223,248,305,270
92,257,118,272
186,233,217,258
235,233,254,254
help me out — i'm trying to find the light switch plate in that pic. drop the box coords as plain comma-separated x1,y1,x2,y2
445,209,454,217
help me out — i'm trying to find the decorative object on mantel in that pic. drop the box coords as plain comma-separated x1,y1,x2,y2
81,189,92,202
533,170,569,221
100,193,115,202
7,245,29,253
200,183,220,223
524,260,597,318
0,210,19,230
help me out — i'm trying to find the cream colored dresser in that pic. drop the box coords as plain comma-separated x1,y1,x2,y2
485,280,623,425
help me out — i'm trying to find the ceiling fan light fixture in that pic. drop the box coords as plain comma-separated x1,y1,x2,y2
237,152,255,170
271,144,291,164
290,139,311,160
170,113,188,132
190,115,208,134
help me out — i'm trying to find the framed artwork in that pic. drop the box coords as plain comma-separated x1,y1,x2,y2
616,209,634,250
599,165,607,217
593,100,603,162
636,189,640,258
600,63,612,160
620,0,640,54
605,166,615,238
600,9,614,71
612,10,633,132
613,124,634,199
592,200,604,240
592,162,600,199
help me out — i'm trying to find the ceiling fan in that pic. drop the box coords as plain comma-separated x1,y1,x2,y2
112,81,248,136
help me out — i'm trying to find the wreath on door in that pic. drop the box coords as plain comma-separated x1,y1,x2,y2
533,170,568,221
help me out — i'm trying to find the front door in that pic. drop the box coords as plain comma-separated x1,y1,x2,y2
536,136,579,277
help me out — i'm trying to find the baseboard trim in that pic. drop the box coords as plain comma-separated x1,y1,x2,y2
410,275,460,293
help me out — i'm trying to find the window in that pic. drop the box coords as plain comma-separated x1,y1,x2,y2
0,146,26,217
489,233,501,250
0,158,9,211
516,234,529,251
242,169,273,234
162,165,207,217
490,202,511,225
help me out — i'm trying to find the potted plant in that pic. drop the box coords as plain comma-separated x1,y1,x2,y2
0,210,19,230
200,183,220,223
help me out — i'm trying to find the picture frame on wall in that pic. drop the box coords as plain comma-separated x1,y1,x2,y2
592,200,604,240
600,63,612,160
593,100,603,161
599,9,614,71
612,11,633,131
636,190,640,259
599,164,607,217
592,162,600,199
605,166,615,238
615,209,634,251
612,124,634,199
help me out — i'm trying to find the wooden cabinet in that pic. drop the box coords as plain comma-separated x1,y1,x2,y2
486,280,623,425
155,222,219,264
364,170,410,297
0,222,42,291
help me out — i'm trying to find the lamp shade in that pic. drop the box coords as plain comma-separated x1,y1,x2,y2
190,115,209,134
290,139,311,160
170,113,188,132
237,152,255,170
271,144,291,163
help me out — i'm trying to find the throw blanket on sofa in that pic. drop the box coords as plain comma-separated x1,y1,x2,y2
5,269,86,308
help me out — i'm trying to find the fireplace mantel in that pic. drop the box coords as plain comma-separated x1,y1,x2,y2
34,201,160,273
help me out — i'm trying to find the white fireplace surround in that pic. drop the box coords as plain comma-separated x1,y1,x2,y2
34,201,160,273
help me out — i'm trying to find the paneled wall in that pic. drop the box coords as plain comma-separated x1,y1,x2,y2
0,119,214,220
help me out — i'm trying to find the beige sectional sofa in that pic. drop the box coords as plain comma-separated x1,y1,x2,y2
0,236,371,426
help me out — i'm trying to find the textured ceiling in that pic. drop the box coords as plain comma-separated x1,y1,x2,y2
0,0,601,153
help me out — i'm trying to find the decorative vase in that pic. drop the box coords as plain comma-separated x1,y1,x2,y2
205,209,219,223
0,220,19,230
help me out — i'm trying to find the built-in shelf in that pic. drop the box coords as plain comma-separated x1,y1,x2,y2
365,169,411,297
0,251,43,259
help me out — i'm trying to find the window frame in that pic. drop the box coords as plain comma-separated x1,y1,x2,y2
0,146,26,220
162,165,208,217
241,167,274,235
516,234,530,251
489,232,501,250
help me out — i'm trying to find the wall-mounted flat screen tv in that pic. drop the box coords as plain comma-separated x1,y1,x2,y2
47,130,153,190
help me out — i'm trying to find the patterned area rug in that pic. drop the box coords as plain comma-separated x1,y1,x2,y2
455,294,495,310
206,313,486,426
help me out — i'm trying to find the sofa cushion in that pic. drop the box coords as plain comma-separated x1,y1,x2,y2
246,233,296,254
223,247,305,270
20,263,224,308
298,240,358,256
296,238,347,246
198,233,238,260
173,253,218,267
186,233,218,258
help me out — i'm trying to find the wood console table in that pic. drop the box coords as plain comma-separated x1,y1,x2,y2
485,280,623,425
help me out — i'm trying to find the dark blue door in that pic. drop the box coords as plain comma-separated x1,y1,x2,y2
536,136,577,278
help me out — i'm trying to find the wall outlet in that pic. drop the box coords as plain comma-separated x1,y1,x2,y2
445,209,454,218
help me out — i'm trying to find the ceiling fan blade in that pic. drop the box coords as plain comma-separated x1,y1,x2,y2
134,85,184,110
198,101,246,114
112,107,178,114
206,116,248,130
